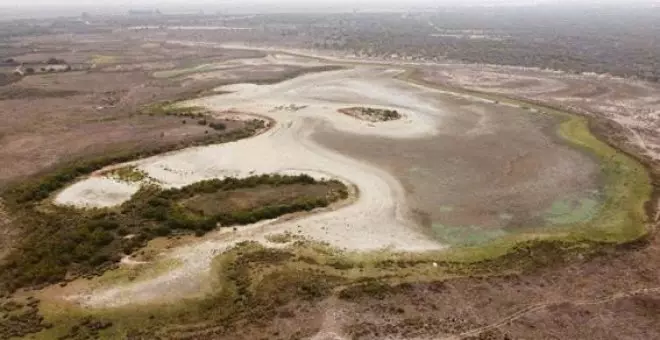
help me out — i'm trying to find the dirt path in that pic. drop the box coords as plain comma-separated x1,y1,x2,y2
441,286,660,340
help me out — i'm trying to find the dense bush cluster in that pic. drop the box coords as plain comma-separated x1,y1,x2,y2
141,102,207,118
0,297,51,339
343,107,401,122
127,174,345,236
55,317,113,340
209,122,227,131
359,108,400,121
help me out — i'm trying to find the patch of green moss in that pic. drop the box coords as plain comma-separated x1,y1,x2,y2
543,196,600,225
431,224,509,246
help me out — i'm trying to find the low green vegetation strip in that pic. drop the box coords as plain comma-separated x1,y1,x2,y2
0,174,347,293
555,117,651,241
27,238,633,339
141,102,230,131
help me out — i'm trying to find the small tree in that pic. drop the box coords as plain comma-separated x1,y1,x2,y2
209,122,226,131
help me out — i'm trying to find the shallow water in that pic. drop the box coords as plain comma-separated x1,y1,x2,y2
313,94,602,245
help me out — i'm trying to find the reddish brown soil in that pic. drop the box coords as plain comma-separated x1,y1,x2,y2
324,233,660,340
0,70,222,188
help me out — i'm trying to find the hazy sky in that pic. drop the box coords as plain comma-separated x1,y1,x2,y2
1,0,656,15
2,0,653,7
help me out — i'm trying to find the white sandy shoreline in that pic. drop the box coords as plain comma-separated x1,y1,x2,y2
61,63,453,307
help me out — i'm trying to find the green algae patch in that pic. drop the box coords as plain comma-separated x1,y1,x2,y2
431,224,509,246
554,116,651,242
426,113,651,254
543,196,600,225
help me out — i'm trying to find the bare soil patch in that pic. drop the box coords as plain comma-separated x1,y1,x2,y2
183,182,347,217
316,235,660,340
0,87,79,100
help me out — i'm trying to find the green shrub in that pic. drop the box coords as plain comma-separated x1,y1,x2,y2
209,122,226,131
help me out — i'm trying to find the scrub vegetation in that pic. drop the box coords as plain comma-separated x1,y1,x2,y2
101,166,148,183
0,174,347,294
23,236,640,340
